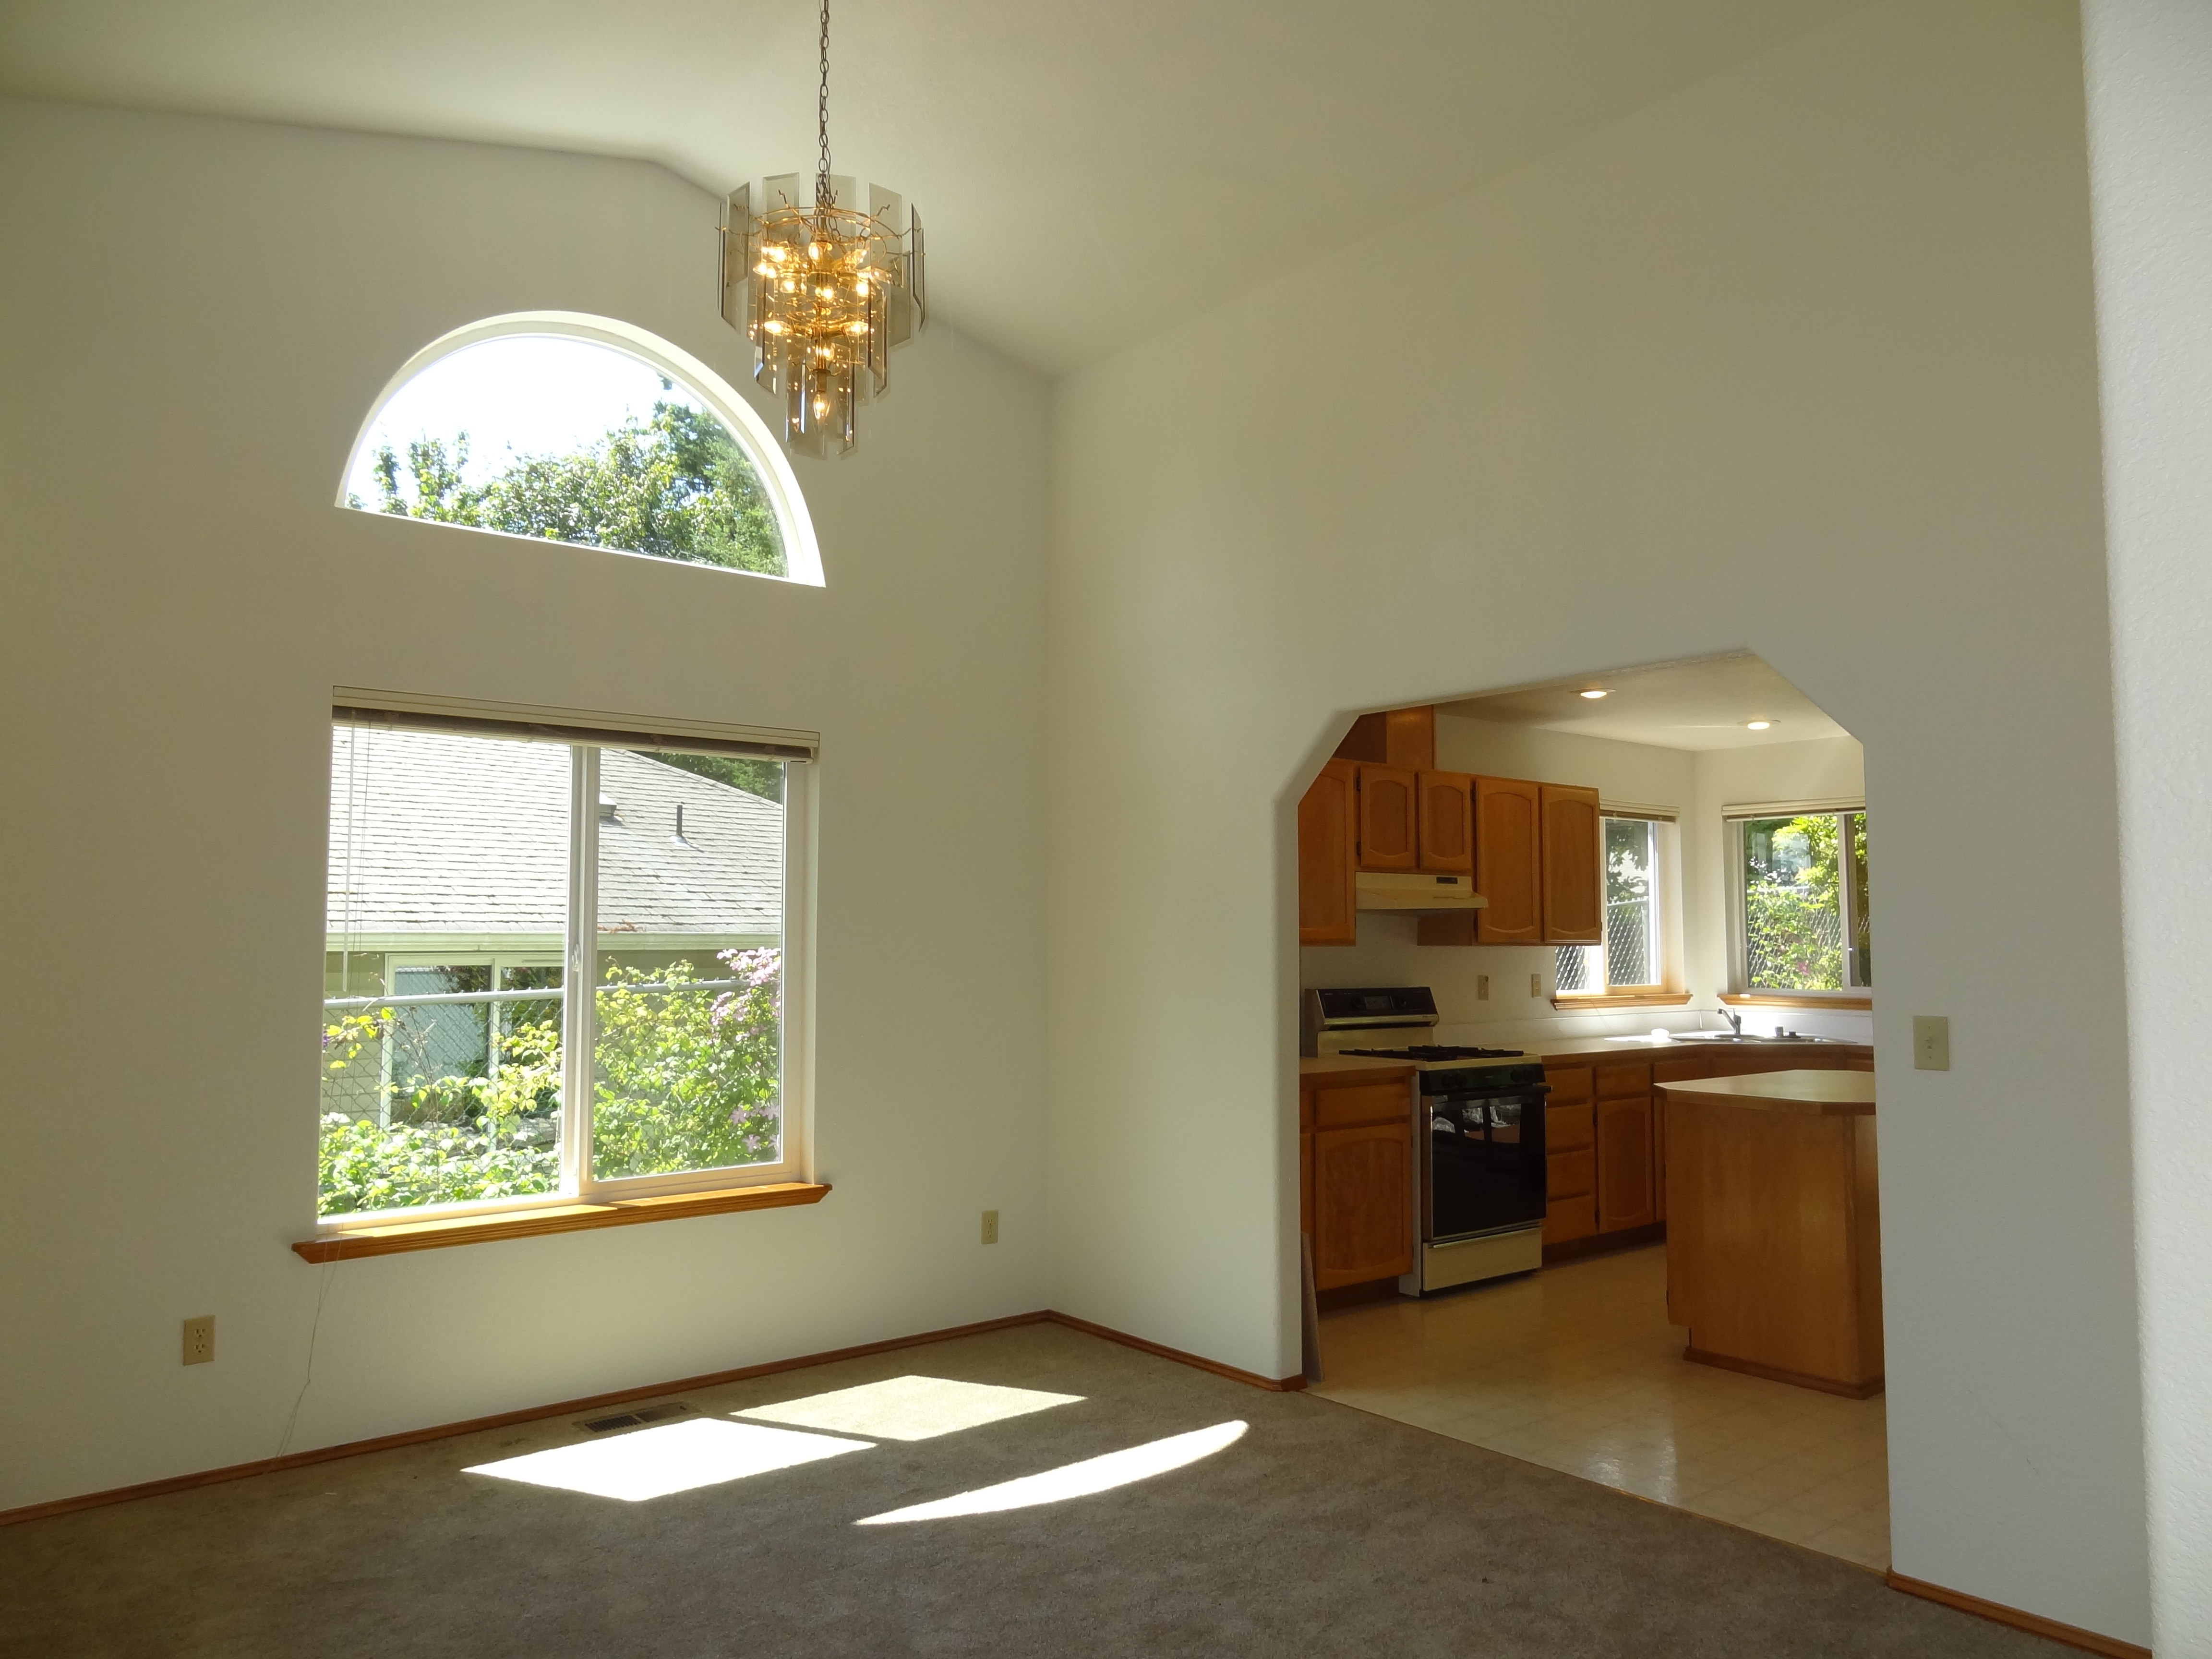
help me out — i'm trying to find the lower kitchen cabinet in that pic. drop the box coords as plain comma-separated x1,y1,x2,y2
1311,1123,1415,1289
1298,1069,1416,1292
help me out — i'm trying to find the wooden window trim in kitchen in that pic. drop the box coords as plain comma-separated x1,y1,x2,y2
1720,991,1873,1012
1551,991,1694,1010
292,1182,830,1262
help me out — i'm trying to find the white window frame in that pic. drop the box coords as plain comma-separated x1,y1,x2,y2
1724,805,1870,999
318,703,817,1231
337,311,826,588
1555,811,1679,998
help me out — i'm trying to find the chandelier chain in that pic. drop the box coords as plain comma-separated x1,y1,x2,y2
816,0,833,207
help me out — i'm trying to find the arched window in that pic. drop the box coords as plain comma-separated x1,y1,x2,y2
341,313,821,585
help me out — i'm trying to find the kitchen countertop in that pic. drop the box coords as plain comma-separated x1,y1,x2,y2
1657,1069,1876,1116
1298,1056,1419,1079
1527,1035,1867,1062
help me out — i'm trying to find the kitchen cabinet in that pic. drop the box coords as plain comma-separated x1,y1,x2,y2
1312,1124,1416,1289
1473,776,1544,944
1649,1055,1715,1223
1416,771,1475,875
1334,704,1436,771
1297,758,1358,946
1595,1061,1656,1233
1299,1068,1416,1292
1541,1063,1597,1246
1539,785,1602,945
1357,764,1419,871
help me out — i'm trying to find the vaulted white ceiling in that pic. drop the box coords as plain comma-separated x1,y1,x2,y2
0,0,1868,373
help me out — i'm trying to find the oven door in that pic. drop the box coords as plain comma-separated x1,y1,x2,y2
1424,1085,1550,1245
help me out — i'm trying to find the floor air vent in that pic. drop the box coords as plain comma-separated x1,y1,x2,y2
578,1402,692,1434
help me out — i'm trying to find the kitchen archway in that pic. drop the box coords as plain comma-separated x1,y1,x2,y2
1294,652,1888,1573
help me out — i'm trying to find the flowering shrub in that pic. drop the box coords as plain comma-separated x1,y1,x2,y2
318,949,781,1215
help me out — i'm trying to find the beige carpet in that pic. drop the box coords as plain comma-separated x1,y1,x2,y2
0,1322,2067,1658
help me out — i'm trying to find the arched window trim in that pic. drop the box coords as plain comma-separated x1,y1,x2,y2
339,311,825,588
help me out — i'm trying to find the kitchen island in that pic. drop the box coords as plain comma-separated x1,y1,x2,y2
1657,1069,1883,1398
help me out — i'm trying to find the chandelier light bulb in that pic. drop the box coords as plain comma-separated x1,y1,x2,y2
716,0,927,458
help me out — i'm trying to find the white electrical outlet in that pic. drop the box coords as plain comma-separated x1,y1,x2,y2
1912,1016,1951,1071
1476,974,1490,1001
182,1315,215,1366
981,1210,999,1245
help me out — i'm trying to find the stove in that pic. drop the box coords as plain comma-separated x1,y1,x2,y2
1300,986,1551,1296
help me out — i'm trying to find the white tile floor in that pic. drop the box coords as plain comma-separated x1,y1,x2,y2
1314,1246,1891,1570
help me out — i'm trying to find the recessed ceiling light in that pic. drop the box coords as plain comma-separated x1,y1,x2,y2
1578,689,1609,700
1745,720,1774,731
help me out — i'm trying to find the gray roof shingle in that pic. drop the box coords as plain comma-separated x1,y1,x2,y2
327,729,782,940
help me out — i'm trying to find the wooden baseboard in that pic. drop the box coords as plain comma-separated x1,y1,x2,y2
1044,1310,1307,1392
1886,1571,2149,1659
1684,1345,1883,1399
1543,1223,1664,1265
1,1307,1301,1527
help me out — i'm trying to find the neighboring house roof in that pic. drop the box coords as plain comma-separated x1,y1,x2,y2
327,728,782,944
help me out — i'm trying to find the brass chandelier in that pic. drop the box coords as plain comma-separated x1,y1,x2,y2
720,0,926,458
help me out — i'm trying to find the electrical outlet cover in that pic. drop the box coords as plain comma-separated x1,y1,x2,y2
1912,1015,1951,1071
182,1315,215,1366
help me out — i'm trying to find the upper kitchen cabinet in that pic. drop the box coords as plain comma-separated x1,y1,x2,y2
1540,784,1603,945
1298,758,1358,945
1416,771,1475,875
1336,705,1437,771
1358,765,1419,871
1474,776,1544,944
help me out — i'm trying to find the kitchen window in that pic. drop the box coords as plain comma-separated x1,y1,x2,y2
1555,815,1667,997
1730,810,1872,993
318,700,813,1225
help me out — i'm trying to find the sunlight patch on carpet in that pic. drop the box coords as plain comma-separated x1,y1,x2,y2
466,1418,872,1502
736,1375,1083,1442
854,1420,1249,1524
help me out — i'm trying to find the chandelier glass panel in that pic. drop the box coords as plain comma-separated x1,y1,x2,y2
721,0,926,458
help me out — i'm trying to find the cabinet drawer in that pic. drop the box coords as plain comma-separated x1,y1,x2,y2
1545,1194,1596,1245
1548,1147,1594,1200
1312,1081,1412,1130
1651,1057,1711,1084
1545,1065,1593,1104
1597,1061,1651,1098
1546,1102,1593,1153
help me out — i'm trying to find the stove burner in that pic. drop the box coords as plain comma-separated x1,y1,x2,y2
1341,1045,1527,1061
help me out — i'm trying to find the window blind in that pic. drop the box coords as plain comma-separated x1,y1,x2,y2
332,687,817,762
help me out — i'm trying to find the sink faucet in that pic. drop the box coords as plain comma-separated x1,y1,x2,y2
1719,1007,1743,1037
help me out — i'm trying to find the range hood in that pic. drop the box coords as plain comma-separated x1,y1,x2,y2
1355,873,1489,912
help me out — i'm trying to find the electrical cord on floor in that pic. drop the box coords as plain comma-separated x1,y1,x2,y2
276,1261,337,1462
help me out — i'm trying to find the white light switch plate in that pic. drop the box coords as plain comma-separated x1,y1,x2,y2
1912,1016,1950,1071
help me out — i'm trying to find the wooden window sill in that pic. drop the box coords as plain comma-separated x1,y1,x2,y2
293,1182,830,1262
1720,992,1873,1011
1551,991,1693,1010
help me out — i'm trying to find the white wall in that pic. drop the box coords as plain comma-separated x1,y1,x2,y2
2080,0,2212,1648
0,100,1050,1510
1300,720,1870,1046
1049,0,2147,1643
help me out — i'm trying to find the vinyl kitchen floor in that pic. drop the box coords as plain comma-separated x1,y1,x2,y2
1313,1246,1891,1572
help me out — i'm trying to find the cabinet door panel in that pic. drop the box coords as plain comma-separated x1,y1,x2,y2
1596,1096,1656,1232
1312,1123,1414,1289
1545,1193,1597,1245
1474,776,1544,943
1597,1060,1652,1099
1540,784,1603,944
1297,758,1358,945
1545,1064,1593,1104
1312,1081,1412,1131
1358,764,1419,870
1548,1146,1595,1199
1416,771,1475,874
1546,1101,1594,1153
